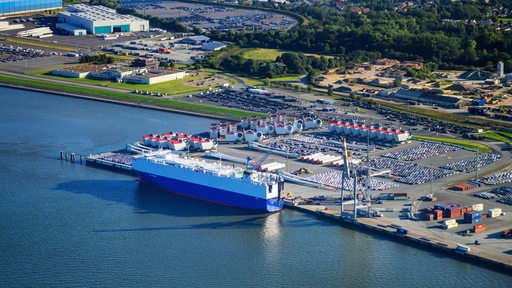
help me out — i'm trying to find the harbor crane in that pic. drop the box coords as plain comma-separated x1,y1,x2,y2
340,137,378,219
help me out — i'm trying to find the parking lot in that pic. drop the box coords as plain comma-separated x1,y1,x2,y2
120,0,298,32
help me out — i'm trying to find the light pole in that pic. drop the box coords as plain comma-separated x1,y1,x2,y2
286,147,289,173
430,163,433,195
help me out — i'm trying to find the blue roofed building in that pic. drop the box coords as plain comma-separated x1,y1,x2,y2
201,41,226,51
0,0,62,15
57,4,149,35
181,35,210,45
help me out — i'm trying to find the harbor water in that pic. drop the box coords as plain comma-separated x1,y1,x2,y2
0,87,510,287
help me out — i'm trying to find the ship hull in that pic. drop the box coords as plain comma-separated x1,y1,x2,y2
137,171,283,212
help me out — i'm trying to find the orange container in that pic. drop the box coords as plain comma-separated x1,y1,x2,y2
434,209,443,220
448,207,461,218
474,224,486,233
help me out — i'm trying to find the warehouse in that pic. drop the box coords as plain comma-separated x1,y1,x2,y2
57,4,149,35
201,41,226,51
56,23,87,36
0,0,62,15
123,70,187,85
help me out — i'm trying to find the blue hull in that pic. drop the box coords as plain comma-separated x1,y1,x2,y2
137,171,283,212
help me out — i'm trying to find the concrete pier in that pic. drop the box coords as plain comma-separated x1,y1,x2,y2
285,202,512,272
60,151,83,163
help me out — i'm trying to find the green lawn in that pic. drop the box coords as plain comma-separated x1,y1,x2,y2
412,135,491,153
0,73,265,119
5,37,77,51
240,48,282,61
239,48,331,62
271,75,302,82
479,132,512,144
27,69,232,96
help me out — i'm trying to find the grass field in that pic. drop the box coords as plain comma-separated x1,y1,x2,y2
412,135,491,153
0,73,264,119
5,37,77,51
239,48,331,62
27,69,235,96
480,131,512,144
240,48,282,61
270,75,302,82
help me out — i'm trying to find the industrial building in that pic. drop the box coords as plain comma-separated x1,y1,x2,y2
0,0,62,15
57,4,149,35
123,70,187,85
51,64,187,85
201,41,226,51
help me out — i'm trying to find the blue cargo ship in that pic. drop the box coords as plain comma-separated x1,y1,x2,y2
131,151,285,212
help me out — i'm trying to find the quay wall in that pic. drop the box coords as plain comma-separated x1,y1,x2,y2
285,203,512,273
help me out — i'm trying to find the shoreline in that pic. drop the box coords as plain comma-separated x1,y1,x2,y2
0,82,235,121
5,81,512,274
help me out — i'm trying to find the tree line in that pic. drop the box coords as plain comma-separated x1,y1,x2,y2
206,2,512,73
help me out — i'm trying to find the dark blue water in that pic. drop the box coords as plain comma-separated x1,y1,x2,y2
1,87,510,287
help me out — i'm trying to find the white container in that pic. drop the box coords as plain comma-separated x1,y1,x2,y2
488,208,502,218
456,245,470,252
442,222,458,229
472,203,484,211
443,219,457,225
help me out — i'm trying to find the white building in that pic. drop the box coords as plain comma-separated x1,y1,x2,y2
56,23,87,36
123,70,187,85
57,4,149,35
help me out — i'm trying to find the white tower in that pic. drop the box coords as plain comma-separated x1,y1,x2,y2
497,61,504,79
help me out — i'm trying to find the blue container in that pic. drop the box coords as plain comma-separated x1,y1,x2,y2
465,211,482,219
469,217,482,224
396,228,408,235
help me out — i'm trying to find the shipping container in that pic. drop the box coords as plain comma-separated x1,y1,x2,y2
474,224,486,233
396,227,408,234
488,208,502,218
467,217,482,224
435,204,450,210
434,209,443,220
442,222,459,229
426,213,434,221
443,219,457,225
472,203,484,211
455,245,470,253
446,207,462,218
393,192,408,200
464,210,482,219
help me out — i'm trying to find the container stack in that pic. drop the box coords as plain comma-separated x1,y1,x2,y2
442,219,458,229
464,210,482,224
